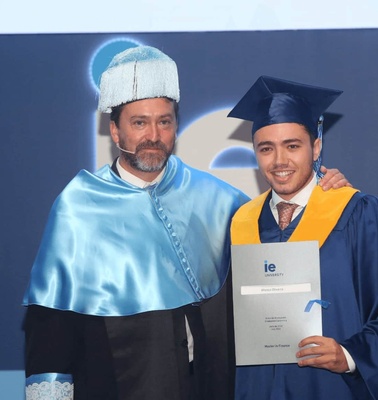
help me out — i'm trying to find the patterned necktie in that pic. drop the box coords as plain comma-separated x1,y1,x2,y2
276,202,299,230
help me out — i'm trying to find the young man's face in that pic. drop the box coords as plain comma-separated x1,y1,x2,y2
110,97,177,180
253,123,321,201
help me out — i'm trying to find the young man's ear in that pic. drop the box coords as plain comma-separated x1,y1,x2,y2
313,138,322,162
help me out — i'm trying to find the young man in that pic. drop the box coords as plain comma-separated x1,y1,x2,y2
22,49,348,400
229,76,378,399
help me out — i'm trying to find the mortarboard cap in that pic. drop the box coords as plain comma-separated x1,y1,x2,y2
228,75,342,137
98,46,180,113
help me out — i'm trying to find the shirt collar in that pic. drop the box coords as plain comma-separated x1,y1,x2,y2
271,173,317,209
116,158,165,188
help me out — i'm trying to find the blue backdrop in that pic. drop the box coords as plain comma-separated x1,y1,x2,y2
1,29,377,396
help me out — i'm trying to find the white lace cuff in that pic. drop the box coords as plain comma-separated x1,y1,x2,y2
25,373,73,400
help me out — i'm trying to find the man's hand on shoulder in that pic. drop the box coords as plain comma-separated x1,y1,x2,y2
319,166,352,191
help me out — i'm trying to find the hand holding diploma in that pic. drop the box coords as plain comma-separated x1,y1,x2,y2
296,335,349,373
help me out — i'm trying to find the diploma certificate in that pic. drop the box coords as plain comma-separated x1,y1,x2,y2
231,241,322,365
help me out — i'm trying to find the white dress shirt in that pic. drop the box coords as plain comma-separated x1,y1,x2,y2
116,159,194,362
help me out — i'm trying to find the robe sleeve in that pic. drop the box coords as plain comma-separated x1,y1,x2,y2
340,195,378,398
24,306,77,400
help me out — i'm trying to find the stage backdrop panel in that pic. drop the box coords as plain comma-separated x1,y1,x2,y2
1,29,377,398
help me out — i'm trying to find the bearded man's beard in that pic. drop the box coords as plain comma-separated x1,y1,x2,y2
120,140,174,172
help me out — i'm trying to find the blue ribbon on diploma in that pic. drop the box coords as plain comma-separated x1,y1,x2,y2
304,299,331,312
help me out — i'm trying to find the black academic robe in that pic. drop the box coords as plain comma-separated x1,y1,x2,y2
25,273,235,400
24,161,236,399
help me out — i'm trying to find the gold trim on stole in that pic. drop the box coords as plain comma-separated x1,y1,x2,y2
231,186,359,247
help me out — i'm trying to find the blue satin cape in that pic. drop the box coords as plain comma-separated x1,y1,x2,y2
23,156,249,316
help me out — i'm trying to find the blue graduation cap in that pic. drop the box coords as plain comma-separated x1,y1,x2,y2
227,75,343,137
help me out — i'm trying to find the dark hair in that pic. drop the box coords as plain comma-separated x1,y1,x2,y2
300,124,317,146
110,97,179,128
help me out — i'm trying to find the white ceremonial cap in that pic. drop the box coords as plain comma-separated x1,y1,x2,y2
98,45,180,113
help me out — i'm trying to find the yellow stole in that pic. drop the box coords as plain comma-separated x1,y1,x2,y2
231,186,359,247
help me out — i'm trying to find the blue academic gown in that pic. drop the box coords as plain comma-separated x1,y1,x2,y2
235,190,378,400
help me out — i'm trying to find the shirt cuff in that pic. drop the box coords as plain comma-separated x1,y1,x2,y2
26,373,73,400
341,345,356,373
